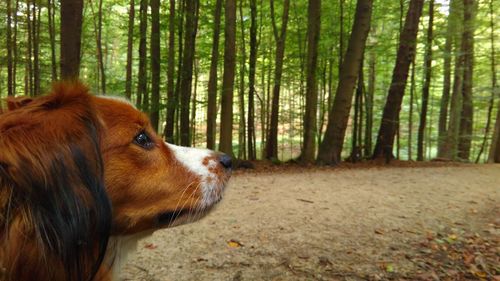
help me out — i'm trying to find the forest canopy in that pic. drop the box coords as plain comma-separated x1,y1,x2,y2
0,0,498,164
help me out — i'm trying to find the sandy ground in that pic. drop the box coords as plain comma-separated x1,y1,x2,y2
121,165,500,281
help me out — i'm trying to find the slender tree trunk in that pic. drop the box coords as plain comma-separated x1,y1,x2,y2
150,0,161,131
300,0,322,164
97,0,106,94
60,0,84,80
136,0,148,108
364,46,375,157
317,0,373,165
48,0,58,81
219,0,237,155
33,1,41,95
125,0,135,100
265,0,290,160
26,1,33,96
12,0,19,97
339,0,344,74
6,0,13,96
486,0,499,163
238,0,247,159
408,60,415,160
174,0,186,144
179,0,199,146
247,0,258,160
372,0,424,160
417,0,434,161
164,0,176,142
191,59,199,146
206,0,223,149
457,0,474,161
437,3,453,157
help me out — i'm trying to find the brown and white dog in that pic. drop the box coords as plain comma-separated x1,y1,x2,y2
0,82,231,281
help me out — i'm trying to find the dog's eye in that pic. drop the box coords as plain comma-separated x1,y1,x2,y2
133,131,154,149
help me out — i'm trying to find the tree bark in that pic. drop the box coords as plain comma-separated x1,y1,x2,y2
372,0,424,160
97,0,106,94
238,0,247,159
136,0,148,108
164,0,176,142
125,0,135,100
150,0,161,132
487,0,499,163
179,0,199,146
6,0,13,96
364,45,375,157
265,0,290,160
206,0,223,149
48,0,58,81
300,0,322,164
317,0,373,165
60,0,84,80
437,1,454,157
417,0,434,161
457,0,474,161
219,0,237,155
247,0,258,160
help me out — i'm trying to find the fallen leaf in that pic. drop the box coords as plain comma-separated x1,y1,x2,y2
374,228,384,235
227,239,243,248
386,264,395,273
144,243,157,250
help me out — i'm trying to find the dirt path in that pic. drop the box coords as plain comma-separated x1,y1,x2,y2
121,165,500,281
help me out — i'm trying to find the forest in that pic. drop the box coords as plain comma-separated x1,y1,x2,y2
0,0,498,165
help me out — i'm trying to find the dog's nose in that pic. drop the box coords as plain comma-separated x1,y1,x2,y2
219,154,232,169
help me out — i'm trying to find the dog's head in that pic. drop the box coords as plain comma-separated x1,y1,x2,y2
0,82,231,280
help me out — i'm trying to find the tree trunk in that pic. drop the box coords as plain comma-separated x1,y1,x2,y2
417,0,434,161
164,0,176,142
457,0,474,161
125,0,135,100
173,0,186,144
247,0,258,160
12,0,19,97
33,1,41,95
26,1,33,96
300,0,322,164
150,0,161,132
265,0,290,160
179,0,199,146
486,0,499,163
97,0,106,94
238,0,247,159
6,0,13,96
408,59,416,160
317,0,373,165
206,0,223,149
219,0,237,155
136,0,148,108
364,44,375,157
48,0,58,81
60,0,84,80
372,0,424,160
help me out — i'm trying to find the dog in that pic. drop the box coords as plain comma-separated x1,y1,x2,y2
0,82,231,281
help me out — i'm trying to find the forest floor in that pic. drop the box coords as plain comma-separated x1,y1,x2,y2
121,163,500,281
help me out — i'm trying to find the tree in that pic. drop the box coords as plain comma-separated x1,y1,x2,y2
136,0,148,108
317,0,373,165
372,0,424,160
48,0,58,81
457,0,474,160
150,0,161,131
206,0,223,149
247,0,258,160
125,0,135,100
60,0,84,80
486,0,499,163
417,0,434,161
265,0,290,160
6,0,13,96
164,0,176,142
219,0,237,155
237,0,247,159
179,0,199,146
300,0,322,164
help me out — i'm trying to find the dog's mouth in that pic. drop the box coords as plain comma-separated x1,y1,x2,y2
156,205,217,228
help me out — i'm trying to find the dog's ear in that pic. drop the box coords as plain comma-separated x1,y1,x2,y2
5,96,34,110
0,82,111,281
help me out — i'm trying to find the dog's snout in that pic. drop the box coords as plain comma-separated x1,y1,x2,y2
219,154,232,169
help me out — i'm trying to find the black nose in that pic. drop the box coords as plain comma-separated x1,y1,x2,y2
219,154,232,169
